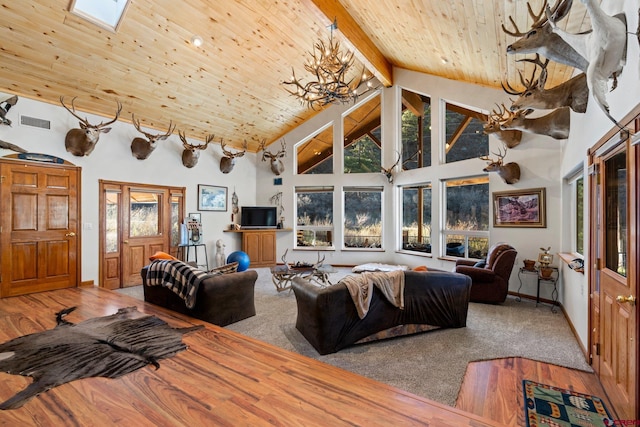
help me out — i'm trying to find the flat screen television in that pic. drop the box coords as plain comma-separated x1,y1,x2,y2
240,206,277,229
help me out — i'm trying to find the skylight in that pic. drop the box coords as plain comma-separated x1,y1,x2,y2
69,0,130,32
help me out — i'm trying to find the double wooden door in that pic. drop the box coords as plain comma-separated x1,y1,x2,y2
589,115,639,420
100,181,185,289
0,159,80,297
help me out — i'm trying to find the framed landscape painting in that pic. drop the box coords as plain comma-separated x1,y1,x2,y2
198,185,227,211
493,187,546,228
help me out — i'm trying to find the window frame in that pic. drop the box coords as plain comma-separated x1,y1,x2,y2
342,186,384,251
441,176,490,260
400,183,432,255
294,186,335,250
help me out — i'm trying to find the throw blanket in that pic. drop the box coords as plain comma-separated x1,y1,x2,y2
341,270,405,319
146,259,209,309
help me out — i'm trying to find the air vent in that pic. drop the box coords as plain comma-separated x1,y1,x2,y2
20,115,51,130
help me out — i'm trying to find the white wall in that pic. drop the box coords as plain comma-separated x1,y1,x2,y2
0,96,257,283
256,68,565,299
558,0,640,349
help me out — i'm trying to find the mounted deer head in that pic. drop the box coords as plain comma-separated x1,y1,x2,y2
0,95,18,126
483,104,523,148
381,151,401,183
219,139,247,174
545,0,628,127
502,55,589,113
60,96,122,157
503,0,589,72
480,144,521,185
131,114,175,160
178,131,212,168
259,139,286,175
499,107,571,140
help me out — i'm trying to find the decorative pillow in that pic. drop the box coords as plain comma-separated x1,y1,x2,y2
412,265,428,272
209,261,239,275
473,260,487,268
149,251,178,261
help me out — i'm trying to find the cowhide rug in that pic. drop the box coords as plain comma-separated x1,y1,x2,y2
0,306,202,410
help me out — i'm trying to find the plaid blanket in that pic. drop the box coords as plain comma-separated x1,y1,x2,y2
146,260,209,309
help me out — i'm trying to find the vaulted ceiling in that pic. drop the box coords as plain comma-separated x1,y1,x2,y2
0,0,590,152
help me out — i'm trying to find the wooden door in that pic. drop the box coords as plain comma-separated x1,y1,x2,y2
590,134,638,420
0,159,80,297
121,186,168,287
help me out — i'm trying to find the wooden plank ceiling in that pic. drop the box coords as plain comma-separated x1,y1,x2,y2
0,0,590,153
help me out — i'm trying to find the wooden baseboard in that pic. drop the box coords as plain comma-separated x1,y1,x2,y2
80,280,94,287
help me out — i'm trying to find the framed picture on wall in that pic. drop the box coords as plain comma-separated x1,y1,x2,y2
198,185,227,211
493,187,546,228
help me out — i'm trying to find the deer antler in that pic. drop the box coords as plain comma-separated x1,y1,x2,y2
132,114,175,140
221,139,248,158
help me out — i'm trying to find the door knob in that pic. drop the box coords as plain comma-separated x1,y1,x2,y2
616,295,637,305
65,232,76,237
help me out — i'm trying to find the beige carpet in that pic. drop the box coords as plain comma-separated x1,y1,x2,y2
119,267,591,407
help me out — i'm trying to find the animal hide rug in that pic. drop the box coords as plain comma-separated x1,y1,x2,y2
0,306,202,410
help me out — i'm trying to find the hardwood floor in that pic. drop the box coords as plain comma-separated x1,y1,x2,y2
0,287,501,426
456,357,615,426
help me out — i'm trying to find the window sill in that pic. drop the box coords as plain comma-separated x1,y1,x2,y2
558,252,584,274
396,249,433,258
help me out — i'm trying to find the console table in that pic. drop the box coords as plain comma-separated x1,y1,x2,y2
224,228,291,268
516,266,559,312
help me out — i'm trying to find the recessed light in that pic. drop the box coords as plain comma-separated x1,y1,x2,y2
190,35,203,47
441,57,449,64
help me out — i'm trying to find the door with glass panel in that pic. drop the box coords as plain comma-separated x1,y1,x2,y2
590,137,638,419
100,181,184,289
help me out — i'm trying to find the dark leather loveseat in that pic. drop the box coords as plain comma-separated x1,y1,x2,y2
140,265,258,327
291,270,472,355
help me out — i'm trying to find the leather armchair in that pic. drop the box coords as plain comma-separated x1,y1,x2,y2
455,243,517,304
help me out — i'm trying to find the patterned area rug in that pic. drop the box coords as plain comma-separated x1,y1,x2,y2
523,380,614,427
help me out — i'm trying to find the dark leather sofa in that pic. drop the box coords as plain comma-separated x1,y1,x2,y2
140,265,257,327
291,270,472,355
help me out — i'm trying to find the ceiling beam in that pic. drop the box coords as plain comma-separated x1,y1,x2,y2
302,0,393,87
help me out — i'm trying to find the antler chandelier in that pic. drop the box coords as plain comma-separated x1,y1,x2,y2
283,20,375,110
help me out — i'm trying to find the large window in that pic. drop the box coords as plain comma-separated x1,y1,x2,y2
296,187,334,248
401,89,431,170
444,102,488,163
401,184,432,253
344,95,381,173
297,125,333,174
343,187,383,249
443,177,489,259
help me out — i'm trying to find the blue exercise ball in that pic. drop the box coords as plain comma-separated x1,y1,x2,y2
227,250,250,272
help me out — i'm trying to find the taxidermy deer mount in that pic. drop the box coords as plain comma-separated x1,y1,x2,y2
484,104,523,148
503,0,589,72
0,95,18,126
545,0,628,128
381,151,401,183
502,55,589,114
179,131,212,168
480,144,521,185
60,96,122,157
219,139,247,174
499,106,571,140
259,139,286,175
131,114,175,160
